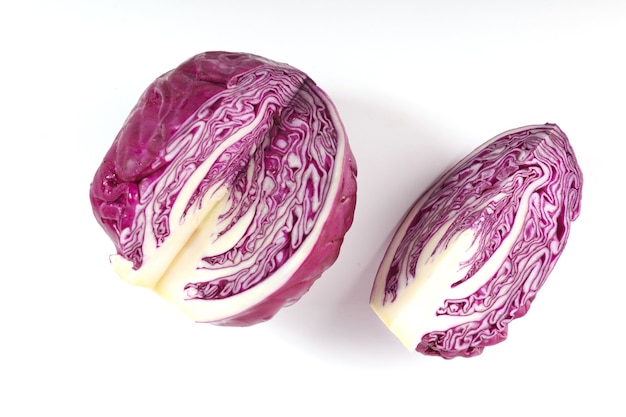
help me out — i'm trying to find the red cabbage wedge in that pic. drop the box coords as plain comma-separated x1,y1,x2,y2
370,124,582,358
90,51,357,325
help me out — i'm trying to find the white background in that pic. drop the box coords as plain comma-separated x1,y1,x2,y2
1,1,624,416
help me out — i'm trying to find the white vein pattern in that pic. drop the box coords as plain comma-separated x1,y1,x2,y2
370,124,582,357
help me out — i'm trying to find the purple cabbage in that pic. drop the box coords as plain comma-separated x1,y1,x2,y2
90,51,357,325
370,124,582,358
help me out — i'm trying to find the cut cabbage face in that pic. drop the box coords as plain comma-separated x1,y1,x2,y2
90,51,357,325
370,124,582,358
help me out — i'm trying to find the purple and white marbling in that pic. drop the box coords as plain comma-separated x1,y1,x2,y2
90,52,357,325
370,124,582,358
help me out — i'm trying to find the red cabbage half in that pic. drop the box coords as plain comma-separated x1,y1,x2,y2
370,124,582,358
90,52,357,325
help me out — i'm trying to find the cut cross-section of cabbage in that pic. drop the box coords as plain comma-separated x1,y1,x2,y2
370,124,582,358
90,51,357,325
